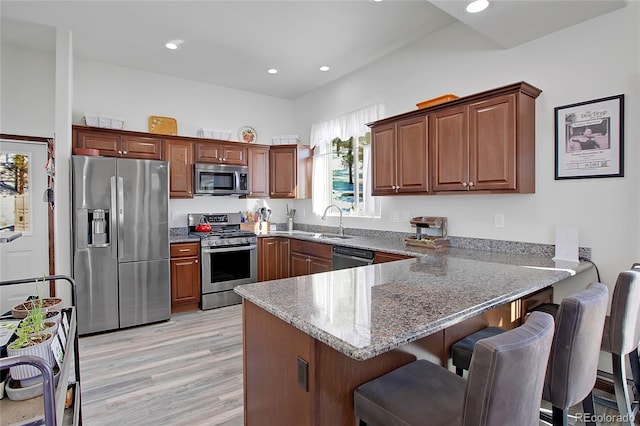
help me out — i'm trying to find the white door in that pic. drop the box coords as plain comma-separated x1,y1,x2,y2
0,140,50,313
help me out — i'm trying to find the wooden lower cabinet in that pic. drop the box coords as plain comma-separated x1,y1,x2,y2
170,242,200,312
243,300,416,426
258,237,290,281
289,239,332,277
374,251,412,264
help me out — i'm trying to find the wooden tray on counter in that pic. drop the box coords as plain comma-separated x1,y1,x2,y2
404,236,450,249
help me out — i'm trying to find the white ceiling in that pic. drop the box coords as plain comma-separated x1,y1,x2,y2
0,0,627,100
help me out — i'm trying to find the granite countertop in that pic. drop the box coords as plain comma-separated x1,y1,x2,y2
257,229,435,258
170,234,201,244
235,244,593,361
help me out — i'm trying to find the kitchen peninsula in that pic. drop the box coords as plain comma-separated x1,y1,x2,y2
235,244,595,425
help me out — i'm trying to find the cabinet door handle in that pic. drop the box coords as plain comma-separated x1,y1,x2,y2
179,249,190,252
462,182,468,187
468,182,475,187
118,150,122,155
123,151,128,155
195,260,198,264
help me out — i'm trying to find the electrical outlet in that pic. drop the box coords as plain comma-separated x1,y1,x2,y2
297,357,308,392
494,213,505,228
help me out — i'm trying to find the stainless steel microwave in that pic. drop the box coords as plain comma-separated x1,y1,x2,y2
194,163,249,196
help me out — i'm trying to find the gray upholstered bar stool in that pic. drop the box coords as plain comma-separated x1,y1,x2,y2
353,311,555,426
540,282,609,426
449,283,609,426
597,269,640,426
451,326,504,376
451,304,561,376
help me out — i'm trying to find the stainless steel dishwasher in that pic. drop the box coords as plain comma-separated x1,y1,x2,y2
332,245,375,270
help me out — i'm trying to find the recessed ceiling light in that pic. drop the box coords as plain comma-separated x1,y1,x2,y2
319,66,330,72
165,39,183,50
267,68,278,74
466,0,489,13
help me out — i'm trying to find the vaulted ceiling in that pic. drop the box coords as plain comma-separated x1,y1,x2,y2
0,1,627,99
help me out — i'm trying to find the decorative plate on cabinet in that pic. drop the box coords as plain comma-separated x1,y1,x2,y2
239,126,257,143
149,116,177,135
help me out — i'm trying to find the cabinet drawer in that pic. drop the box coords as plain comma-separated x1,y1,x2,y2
289,239,332,260
171,242,200,258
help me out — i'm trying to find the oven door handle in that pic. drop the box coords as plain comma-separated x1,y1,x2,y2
202,244,257,254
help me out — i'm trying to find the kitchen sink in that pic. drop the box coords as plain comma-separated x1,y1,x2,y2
312,233,353,240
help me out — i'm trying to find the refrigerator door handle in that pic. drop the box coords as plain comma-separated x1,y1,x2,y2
110,176,118,259
117,176,125,260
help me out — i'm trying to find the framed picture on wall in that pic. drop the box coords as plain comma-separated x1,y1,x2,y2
555,94,624,180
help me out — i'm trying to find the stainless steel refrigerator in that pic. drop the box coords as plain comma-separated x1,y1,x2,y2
72,155,170,335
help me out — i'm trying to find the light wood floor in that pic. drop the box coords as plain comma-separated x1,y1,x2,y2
79,305,638,426
79,305,244,426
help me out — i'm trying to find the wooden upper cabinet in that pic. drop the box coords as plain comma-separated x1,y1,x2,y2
371,123,397,195
369,82,541,196
269,145,311,199
430,106,469,192
397,116,428,193
74,128,120,157
247,145,270,198
431,94,521,192
469,94,517,191
371,117,428,195
73,126,162,160
195,141,247,165
121,135,164,160
165,140,194,198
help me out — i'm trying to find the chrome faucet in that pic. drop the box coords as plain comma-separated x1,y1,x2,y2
321,204,344,236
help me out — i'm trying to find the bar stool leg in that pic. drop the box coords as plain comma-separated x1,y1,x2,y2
552,406,568,426
581,391,596,426
612,353,635,426
629,347,640,397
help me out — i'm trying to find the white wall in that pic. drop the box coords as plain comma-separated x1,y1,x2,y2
72,58,298,228
292,4,640,285
0,43,55,137
73,58,294,142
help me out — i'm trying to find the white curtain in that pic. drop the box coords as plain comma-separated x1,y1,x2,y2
310,103,384,216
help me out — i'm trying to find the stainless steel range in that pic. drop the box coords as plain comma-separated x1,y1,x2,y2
188,212,257,310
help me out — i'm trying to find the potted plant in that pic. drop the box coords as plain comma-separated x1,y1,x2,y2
7,296,55,382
